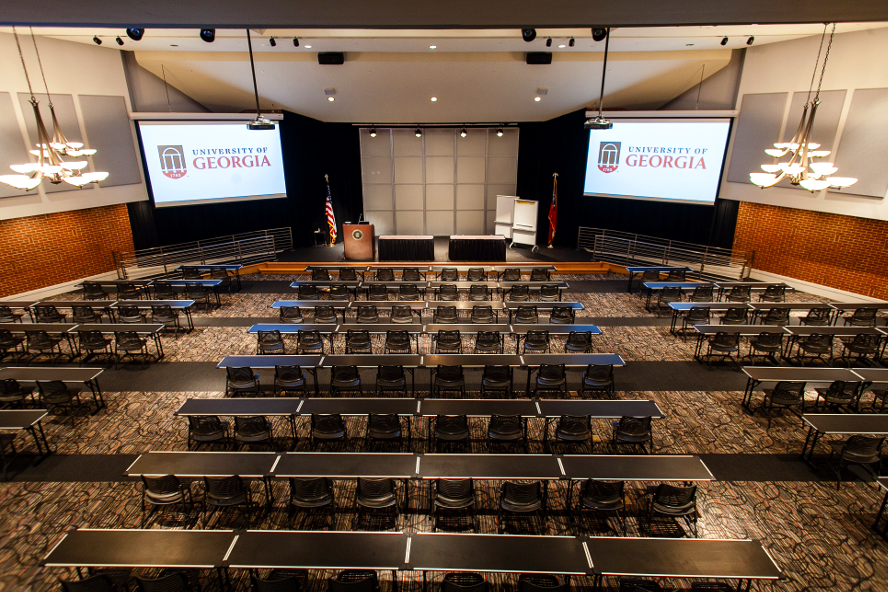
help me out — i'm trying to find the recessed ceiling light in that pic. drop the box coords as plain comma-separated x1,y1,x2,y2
430,97,438,102
557,44,566,48
328,96,335,101
304,44,312,48
429,45,437,49
496,129,504,137
170,44,178,47
534,96,541,102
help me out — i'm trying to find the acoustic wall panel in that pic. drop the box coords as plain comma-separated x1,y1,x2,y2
426,185,454,209
394,157,423,184
456,210,485,234
0,92,30,199
395,210,424,234
424,129,454,156
79,95,142,188
727,92,788,184
425,212,454,235
828,88,888,198
395,184,423,210
361,157,392,184
489,129,519,155
425,156,454,184
777,90,846,192
456,133,486,155
17,93,89,193
361,129,392,156
365,210,394,235
393,129,423,155
456,184,485,209
363,184,393,210
456,156,486,183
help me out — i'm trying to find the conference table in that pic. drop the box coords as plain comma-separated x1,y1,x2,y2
75,323,166,360
747,302,831,325
511,324,601,352
424,324,509,352
176,263,244,290
175,398,302,440
874,477,888,538
247,323,340,352
0,300,39,322
3,323,80,357
713,281,790,301
782,326,885,360
0,366,106,412
32,300,115,322
448,235,507,261
162,279,225,308
112,299,197,331
424,302,503,322
0,409,52,476
624,266,693,292
799,414,888,466
667,302,739,334
336,323,425,352
360,281,430,299
271,301,351,323
428,281,501,300
692,325,782,363
77,279,153,299
290,280,362,299
499,281,571,301
378,235,435,261
504,302,585,324
852,368,888,411
642,282,710,311
217,355,324,396
740,366,861,411
429,265,556,280
829,302,888,326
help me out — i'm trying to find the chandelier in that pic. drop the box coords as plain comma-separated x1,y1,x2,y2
0,28,108,191
749,24,857,191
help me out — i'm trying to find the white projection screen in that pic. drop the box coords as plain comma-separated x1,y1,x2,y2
137,121,287,207
583,118,732,205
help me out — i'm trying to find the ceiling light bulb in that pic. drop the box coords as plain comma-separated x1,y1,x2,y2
0,175,41,190
369,128,377,137
799,178,830,191
460,128,467,138
810,162,838,176
430,97,437,102
760,164,782,173
328,96,335,101
534,96,541,102
496,129,504,137
304,45,312,48
415,128,422,137
557,44,566,48
429,45,437,49
749,173,780,187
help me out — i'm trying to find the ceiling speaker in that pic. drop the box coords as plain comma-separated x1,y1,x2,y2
318,52,345,65
526,52,552,65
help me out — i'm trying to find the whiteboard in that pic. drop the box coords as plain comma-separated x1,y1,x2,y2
495,195,518,224
513,200,538,230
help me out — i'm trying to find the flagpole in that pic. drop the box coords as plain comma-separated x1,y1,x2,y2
547,172,558,249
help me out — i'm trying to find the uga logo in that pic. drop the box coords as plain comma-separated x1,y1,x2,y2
158,145,187,179
597,141,621,173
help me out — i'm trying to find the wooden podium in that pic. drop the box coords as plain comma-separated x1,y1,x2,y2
343,223,375,260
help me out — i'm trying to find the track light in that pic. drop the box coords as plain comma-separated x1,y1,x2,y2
269,37,276,47
415,128,422,138
591,28,608,42
720,37,728,46
569,38,575,47
293,37,299,47
126,28,144,41
200,28,215,43
92,36,102,45
460,128,467,138
747,36,755,45
369,128,377,138
496,129,504,137
522,28,537,42
115,36,124,46
546,38,552,47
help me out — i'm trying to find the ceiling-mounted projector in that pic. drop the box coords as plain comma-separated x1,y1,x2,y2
585,117,613,130
247,116,275,131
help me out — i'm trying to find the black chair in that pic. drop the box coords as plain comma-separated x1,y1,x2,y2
391,305,415,324
376,365,408,397
376,268,396,281
82,282,107,301
356,477,399,524
844,308,878,327
760,381,806,429
573,479,625,535
514,306,539,324
187,415,229,448
185,282,212,310
151,305,181,333
828,435,885,490
274,364,306,397
759,308,790,326
474,331,503,355
747,331,783,365
488,414,526,452
665,269,687,281
288,477,335,527
403,268,423,281
257,329,286,354
311,414,348,447
297,330,324,354
553,415,593,453
689,285,714,302
641,270,660,283
433,306,459,324
368,413,402,445
328,284,351,301
78,330,114,364
704,332,740,370
442,573,488,592
434,415,470,450
398,284,420,301
210,268,232,295
234,416,275,449
226,366,261,397
814,380,860,412
431,478,476,531
26,329,65,363
508,285,531,302
646,483,698,537
34,305,66,323
549,305,575,324
356,305,379,324
296,285,319,301
117,305,145,324
500,268,521,281
655,286,682,315
329,571,379,592
72,305,101,324
471,305,495,324
440,268,459,282
384,330,411,354
435,330,462,354
759,285,786,303
480,365,511,397
795,333,834,366
0,379,33,408
182,267,202,279
0,306,24,324
116,282,142,300
152,281,177,301
345,330,372,354
801,307,832,326
311,269,331,281
432,365,466,398
314,305,339,324
37,380,88,425
331,365,363,397
530,269,549,281
680,307,710,335
466,268,487,281
612,416,653,454
581,364,615,398
367,284,389,301
203,475,256,526
564,330,592,353
339,268,358,281
619,579,662,592
720,306,749,325
522,330,550,354
0,328,26,359
725,285,751,303
252,571,306,592
140,475,194,527
839,333,882,365
533,364,567,399
468,285,489,302
539,284,560,302
60,575,119,592
498,481,546,532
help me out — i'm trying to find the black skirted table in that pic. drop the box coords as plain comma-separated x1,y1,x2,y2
448,235,507,261
378,235,435,261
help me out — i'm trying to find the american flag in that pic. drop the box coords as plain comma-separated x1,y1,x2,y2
547,172,558,247
324,174,337,246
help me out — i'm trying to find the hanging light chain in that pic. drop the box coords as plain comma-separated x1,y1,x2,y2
29,27,53,107
12,27,36,101
814,23,836,104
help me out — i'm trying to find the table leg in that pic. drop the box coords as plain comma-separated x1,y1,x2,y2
310,368,320,396
154,333,165,360
627,273,635,293
670,309,678,334
262,476,274,511
874,489,888,537
184,306,195,332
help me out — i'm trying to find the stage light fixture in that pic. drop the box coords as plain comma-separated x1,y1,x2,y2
200,28,215,43
591,28,608,42
522,28,537,42
293,37,299,47
115,36,124,46
721,36,728,46
269,37,276,47
460,128,467,138
569,38,575,47
369,128,377,137
92,36,102,45
747,36,755,45
415,128,422,137
126,28,144,41
496,128,504,137
546,38,552,47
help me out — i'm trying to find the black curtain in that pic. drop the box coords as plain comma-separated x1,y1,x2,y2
516,108,738,249
127,111,364,250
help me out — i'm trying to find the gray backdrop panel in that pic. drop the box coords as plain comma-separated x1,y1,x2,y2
828,87,888,198
17,93,90,193
726,92,788,184
0,92,30,199
777,89,846,191
79,95,142,188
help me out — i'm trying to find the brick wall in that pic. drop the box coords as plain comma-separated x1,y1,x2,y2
732,202,888,300
0,204,134,297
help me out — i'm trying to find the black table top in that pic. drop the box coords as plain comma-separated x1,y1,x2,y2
272,301,352,308
0,409,48,429
305,265,371,271
44,529,235,569
425,324,510,334
852,368,888,383
320,354,422,368
694,325,782,336
784,326,884,336
536,400,664,418
0,300,39,307
125,451,279,477
742,367,861,383
561,455,712,481
337,323,424,333
802,414,888,434
275,452,418,478
426,301,505,309
0,367,104,382
76,323,164,334
504,302,585,310
175,399,303,416
829,302,888,311
290,281,363,287
4,323,78,333
362,281,431,287
714,282,786,289
114,300,195,308
409,532,590,575
37,300,115,308
523,354,626,367
227,531,408,570
356,301,427,308
747,302,829,310
669,302,740,311
428,281,500,289
625,266,692,273
80,280,153,286
585,537,782,580
165,279,223,287
423,354,522,367
419,399,537,417
248,324,339,334
300,398,419,416
511,324,601,335
643,282,708,290
498,281,570,289
217,355,324,369
419,454,563,479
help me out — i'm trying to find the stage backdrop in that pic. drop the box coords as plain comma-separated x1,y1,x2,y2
516,108,739,249
127,110,364,249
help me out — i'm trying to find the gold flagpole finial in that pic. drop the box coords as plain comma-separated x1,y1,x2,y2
324,173,329,182
552,172,559,178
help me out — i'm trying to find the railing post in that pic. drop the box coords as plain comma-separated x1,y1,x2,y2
237,241,242,263
162,253,168,276
626,239,631,264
